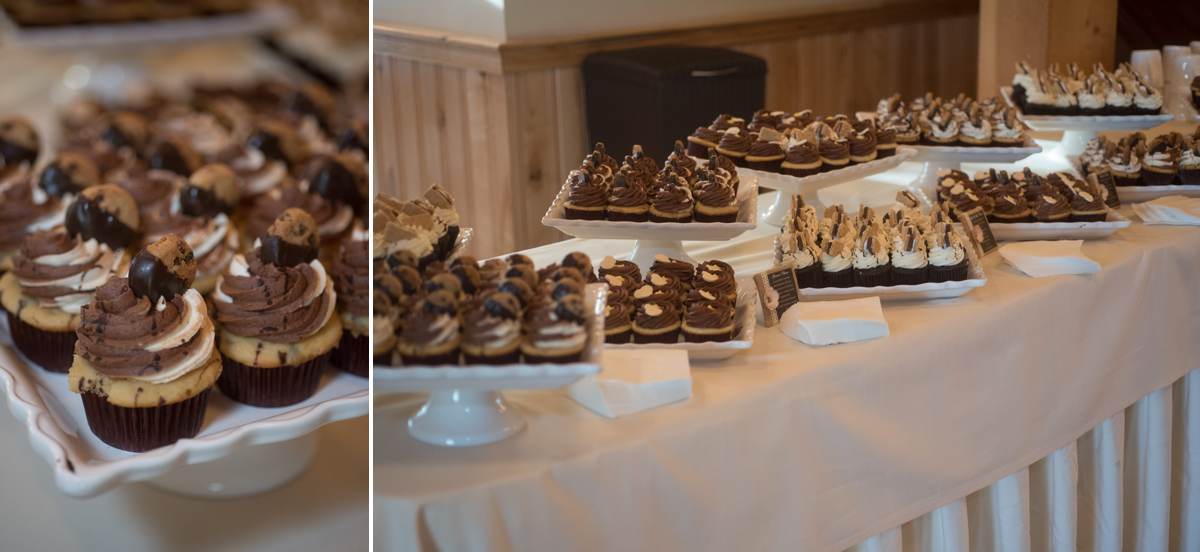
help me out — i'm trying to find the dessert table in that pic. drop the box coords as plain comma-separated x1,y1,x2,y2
374,143,1200,551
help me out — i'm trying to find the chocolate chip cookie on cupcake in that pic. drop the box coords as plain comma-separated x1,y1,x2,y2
69,235,221,452
522,293,589,363
1,185,141,372
461,291,523,364
242,156,358,253
143,164,241,294
211,209,342,407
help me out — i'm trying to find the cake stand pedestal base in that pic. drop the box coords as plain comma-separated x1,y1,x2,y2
629,239,694,269
408,390,525,447
145,432,317,498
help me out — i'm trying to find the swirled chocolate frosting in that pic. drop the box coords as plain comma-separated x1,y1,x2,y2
694,182,736,208
13,230,128,313
75,279,214,381
332,238,369,317
0,168,60,252
684,301,735,329
651,185,693,214
566,170,607,207
244,180,352,243
212,249,336,342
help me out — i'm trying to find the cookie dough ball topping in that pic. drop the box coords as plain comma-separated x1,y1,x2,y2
101,111,149,152
247,120,305,166
181,163,239,217
260,208,318,267
0,116,39,167
129,234,196,302
38,152,99,198
65,184,141,249
146,136,201,176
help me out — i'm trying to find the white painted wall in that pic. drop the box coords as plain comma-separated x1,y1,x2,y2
373,0,905,42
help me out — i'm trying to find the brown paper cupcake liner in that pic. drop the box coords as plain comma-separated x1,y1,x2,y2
632,329,680,344
694,211,737,223
607,210,649,222
929,260,969,283
794,264,823,288
891,266,929,285
522,350,584,364
683,328,733,343
330,333,369,378
6,311,75,373
81,389,210,452
604,329,632,344
399,350,459,366
463,350,521,365
854,265,892,287
822,268,854,288
218,352,329,407
564,207,607,220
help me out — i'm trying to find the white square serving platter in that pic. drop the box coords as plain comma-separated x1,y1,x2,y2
606,279,757,361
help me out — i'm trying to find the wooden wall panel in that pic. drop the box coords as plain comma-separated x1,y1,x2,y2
374,9,980,256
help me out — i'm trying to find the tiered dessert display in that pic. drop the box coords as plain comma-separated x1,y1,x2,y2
774,201,986,301
374,189,604,447
0,77,369,497
1077,126,1200,201
1003,62,1173,163
935,168,1129,241
542,142,758,268
598,255,756,360
869,93,1042,206
685,111,916,226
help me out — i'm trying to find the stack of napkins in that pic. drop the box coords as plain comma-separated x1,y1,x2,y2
998,240,1100,277
1131,196,1200,226
568,349,691,418
779,297,889,346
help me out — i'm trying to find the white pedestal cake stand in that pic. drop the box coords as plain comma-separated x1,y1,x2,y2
542,177,759,270
744,147,917,226
373,285,607,447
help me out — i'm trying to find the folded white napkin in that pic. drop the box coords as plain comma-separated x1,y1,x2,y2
1132,196,1200,226
779,297,889,346
568,349,691,418
999,240,1100,277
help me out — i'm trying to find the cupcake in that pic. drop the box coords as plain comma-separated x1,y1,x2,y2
959,110,992,146
780,231,822,288
1141,137,1178,186
0,116,39,172
990,190,1033,223
522,294,589,363
991,109,1026,146
744,127,786,172
1069,184,1108,222
1077,76,1109,116
687,123,724,158
922,109,960,145
372,288,400,366
605,172,649,222
681,300,736,343
715,127,752,167
649,182,693,223
214,122,297,200
780,130,822,177
1,151,91,267
397,290,461,365
423,185,460,255
693,178,738,223
848,121,878,164
632,301,681,344
145,136,201,177
330,227,370,377
1033,192,1071,223
562,168,607,220
462,292,522,364
1180,140,1200,185
815,124,850,172
244,176,355,252
852,226,891,287
820,230,855,288
597,255,641,283
667,141,697,179
649,254,694,288
890,225,928,285
1108,147,1142,187
693,261,738,304
144,164,241,294
927,223,968,282
0,185,140,372
68,235,220,452
1131,79,1163,115
874,121,898,158
211,209,343,406
603,301,633,344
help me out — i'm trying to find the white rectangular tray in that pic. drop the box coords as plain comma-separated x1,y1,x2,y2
373,284,607,393
541,176,758,241
1116,185,1200,202
1000,87,1174,131
606,280,757,361
0,317,367,497
797,245,987,302
729,147,918,196
990,210,1131,241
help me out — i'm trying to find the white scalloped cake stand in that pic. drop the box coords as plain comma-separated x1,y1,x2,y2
373,285,607,447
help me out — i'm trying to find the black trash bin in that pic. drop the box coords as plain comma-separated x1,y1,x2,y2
582,46,766,162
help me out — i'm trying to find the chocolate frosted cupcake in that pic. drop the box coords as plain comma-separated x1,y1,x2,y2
632,301,681,344
522,294,588,363
890,225,928,285
606,172,649,221
1069,184,1107,222
211,209,343,406
1,150,92,266
397,290,461,365
927,223,968,282
462,292,522,364
329,228,369,377
816,124,850,172
214,121,299,200
848,121,878,164
1,185,140,372
563,168,607,220
1142,137,1178,186
243,170,355,251
1033,192,1071,223
781,131,821,178
693,179,738,223
597,255,641,283
715,127,752,167
990,190,1033,223
649,182,693,223
874,122,898,158
693,261,738,304
372,287,400,366
68,235,221,452
687,124,723,158
745,127,786,172
144,164,241,294
682,300,735,343
650,255,694,288
603,301,633,344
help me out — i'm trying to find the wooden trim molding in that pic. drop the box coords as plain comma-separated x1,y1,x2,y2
374,0,979,73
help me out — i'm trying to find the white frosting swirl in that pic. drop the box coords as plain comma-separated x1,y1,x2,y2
19,239,129,313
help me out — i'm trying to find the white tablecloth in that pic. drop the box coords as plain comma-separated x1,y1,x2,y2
375,171,1200,551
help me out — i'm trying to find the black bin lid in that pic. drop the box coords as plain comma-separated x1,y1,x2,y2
583,46,766,84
